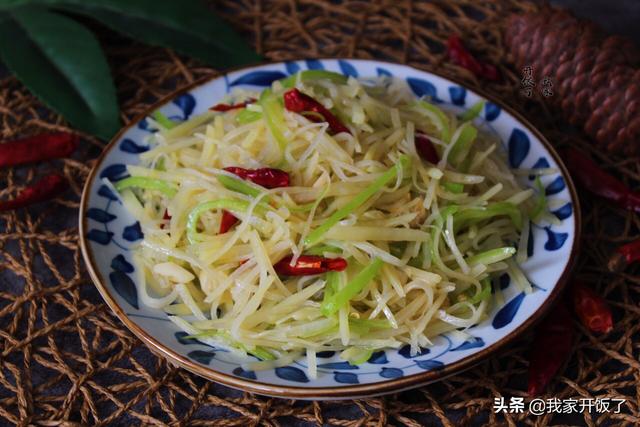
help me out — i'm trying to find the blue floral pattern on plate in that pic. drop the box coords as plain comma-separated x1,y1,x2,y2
82,59,577,394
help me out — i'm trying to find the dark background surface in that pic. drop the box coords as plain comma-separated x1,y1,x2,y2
552,0,640,43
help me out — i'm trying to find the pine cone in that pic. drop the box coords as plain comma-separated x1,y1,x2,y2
505,8,640,155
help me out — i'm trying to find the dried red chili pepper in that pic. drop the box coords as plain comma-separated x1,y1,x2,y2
415,132,439,164
224,167,290,188
0,132,79,168
210,98,256,112
446,35,500,81
219,210,239,234
220,167,290,233
274,255,348,276
608,238,640,272
527,300,574,396
0,174,68,211
160,209,171,230
283,89,351,135
571,280,613,334
563,148,640,213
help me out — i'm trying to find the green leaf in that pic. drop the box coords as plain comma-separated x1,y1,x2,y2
0,0,260,67
0,7,119,139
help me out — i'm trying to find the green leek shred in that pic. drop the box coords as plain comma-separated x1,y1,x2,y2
415,100,451,143
259,88,288,153
530,177,547,222
216,174,264,199
114,176,177,197
453,202,523,231
304,156,410,246
321,258,384,316
443,182,464,194
152,111,177,129
236,109,262,124
466,247,516,266
279,70,348,88
186,199,265,243
459,101,485,122
449,122,478,166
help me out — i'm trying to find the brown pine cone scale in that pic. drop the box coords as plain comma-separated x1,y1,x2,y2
505,8,640,155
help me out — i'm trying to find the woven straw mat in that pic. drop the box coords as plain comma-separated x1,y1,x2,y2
0,0,639,426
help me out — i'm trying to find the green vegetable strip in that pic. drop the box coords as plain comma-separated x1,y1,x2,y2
279,70,348,88
322,271,340,308
443,182,464,194
236,109,262,124
248,346,276,361
459,100,485,122
415,100,451,142
185,331,274,360
321,258,384,316
287,200,318,212
449,123,478,165
307,245,342,256
304,156,410,246
430,206,460,268
186,199,265,244
114,176,177,197
466,247,516,266
152,111,176,129
259,88,288,152
216,174,263,198
342,347,373,365
349,318,392,333
453,202,523,231
467,278,492,304
530,177,547,221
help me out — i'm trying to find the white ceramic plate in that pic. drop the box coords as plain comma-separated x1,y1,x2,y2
80,59,580,399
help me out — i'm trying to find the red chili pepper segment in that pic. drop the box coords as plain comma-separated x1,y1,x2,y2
219,210,240,234
0,174,68,211
274,255,348,276
283,89,351,135
224,167,290,189
415,132,439,164
210,98,256,112
527,300,574,396
571,281,613,334
563,148,640,213
446,35,500,81
609,238,640,272
0,132,79,168
160,209,171,230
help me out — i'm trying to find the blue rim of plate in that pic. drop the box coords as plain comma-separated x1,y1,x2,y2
79,58,581,399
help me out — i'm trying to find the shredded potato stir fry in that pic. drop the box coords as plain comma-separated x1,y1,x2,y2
114,72,547,376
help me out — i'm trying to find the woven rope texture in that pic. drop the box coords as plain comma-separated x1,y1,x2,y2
0,0,639,425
